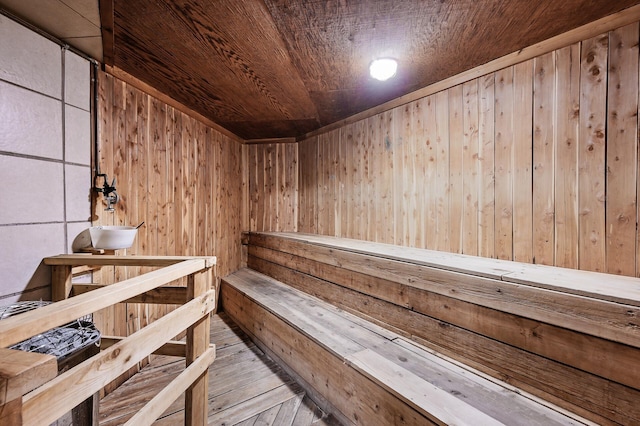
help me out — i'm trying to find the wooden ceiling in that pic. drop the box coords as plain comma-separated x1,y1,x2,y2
103,0,640,140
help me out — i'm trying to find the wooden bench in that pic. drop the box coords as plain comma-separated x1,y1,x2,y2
222,269,590,426
229,231,640,425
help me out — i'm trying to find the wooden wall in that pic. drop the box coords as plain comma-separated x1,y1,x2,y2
95,71,243,336
244,143,299,232
249,22,640,277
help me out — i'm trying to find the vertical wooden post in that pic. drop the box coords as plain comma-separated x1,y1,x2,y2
185,269,211,425
0,399,22,425
51,264,99,425
51,265,73,302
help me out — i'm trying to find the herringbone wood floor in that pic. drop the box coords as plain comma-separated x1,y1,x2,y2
99,312,341,425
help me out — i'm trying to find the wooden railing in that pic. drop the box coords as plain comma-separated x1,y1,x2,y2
0,255,217,425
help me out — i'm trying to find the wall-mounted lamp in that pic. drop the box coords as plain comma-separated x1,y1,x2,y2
369,58,398,81
94,173,119,212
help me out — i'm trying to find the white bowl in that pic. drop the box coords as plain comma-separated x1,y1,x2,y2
89,226,138,250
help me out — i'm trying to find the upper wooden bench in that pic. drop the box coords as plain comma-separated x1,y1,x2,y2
238,231,640,426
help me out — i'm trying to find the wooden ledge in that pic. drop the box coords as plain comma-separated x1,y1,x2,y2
0,348,57,405
345,349,505,426
253,232,640,307
72,284,188,304
100,337,215,358
44,255,216,268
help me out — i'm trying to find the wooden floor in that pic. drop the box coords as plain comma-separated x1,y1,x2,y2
98,312,341,425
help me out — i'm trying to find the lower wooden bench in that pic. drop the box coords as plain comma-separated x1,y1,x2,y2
221,268,591,426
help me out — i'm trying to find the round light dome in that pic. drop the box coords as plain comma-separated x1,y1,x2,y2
369,58,398,81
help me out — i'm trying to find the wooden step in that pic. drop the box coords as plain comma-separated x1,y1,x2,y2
245,231,640,425
222,268,590,426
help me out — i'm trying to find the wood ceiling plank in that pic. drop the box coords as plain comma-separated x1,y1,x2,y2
107,0,640,139
113,0,318,138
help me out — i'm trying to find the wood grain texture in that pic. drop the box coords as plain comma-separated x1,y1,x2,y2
462,80,479,256
96,70,242,338
478,74,496,259
223,267,597,425
98,313,332,425
247,233,640,349
448,85,464,254
22,289,216,426
493,67,514,260
552,45,581,270
512,61,533,263
533,52,556,266
0,349,57,405
245,232,640,424
1,259,209,348
422,95,439,247
345,349,505,426
124,347,216,425
247,143,299,233
302,4,640,141
606,23,639,276
186,272,211,425
578,34,608,273
222,283,433,426
72,284,187,304
109,0,640,139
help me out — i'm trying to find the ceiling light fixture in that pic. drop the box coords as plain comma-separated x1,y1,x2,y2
369,58,398,81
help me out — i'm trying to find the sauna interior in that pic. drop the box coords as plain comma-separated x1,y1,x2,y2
2,1,640,425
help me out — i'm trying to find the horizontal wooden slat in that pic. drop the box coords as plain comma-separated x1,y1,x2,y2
124,346,216,425
501,266,640,304
345,349,505,426
0,349,57,405
0,259,208,348
44,255,216,268
99,337,212,358
21,289,216,426
71,265,102,276
72,284,188,305
264,232,640,306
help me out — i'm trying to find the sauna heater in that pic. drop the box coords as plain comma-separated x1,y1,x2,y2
0,300,101,363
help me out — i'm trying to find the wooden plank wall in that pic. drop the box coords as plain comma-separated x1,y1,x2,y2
94,71,243,337
248,22,640,277
245,143,299,232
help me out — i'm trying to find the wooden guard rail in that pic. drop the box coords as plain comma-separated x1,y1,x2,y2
0,255,217,425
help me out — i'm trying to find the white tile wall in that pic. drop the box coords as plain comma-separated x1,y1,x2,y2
0,80,63,159
65,164,91,222
0,15,92,302
0,14,62,99
0,223,65,303
64,50,90,111
0,155,65,224
65,104,91,165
